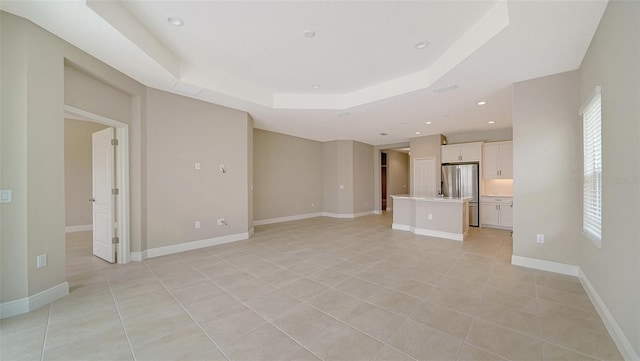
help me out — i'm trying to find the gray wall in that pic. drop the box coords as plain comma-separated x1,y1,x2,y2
253,129,323,220
512,70,581,265
578,1,639,355
386,150,409,209
146,88,252,248
64,119,108,227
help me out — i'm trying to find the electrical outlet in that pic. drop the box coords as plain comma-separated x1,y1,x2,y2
536,234,545,243
37,254,47,268
428,214,433,220
195,221,201,229
217,218,226,226
311,202,315,207
195,162,201,170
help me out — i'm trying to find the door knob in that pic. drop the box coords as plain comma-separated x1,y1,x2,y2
89,198,95,202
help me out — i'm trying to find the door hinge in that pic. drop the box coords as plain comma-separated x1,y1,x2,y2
112,237,119,244
112,188,119,195
111,139,118,146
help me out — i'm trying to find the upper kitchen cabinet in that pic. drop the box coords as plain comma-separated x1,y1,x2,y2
441,142,482,163
483,141,513,179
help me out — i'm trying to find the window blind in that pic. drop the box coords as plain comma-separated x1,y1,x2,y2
582,86,602,247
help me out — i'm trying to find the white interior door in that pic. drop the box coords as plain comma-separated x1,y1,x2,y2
413,157,436,197
92,128,116,263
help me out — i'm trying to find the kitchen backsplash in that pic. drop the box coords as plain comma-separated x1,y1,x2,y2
482,178,513,196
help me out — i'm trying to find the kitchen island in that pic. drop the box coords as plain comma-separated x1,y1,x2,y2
390,194,470,241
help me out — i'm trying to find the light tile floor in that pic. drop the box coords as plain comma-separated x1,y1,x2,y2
1,214,623,361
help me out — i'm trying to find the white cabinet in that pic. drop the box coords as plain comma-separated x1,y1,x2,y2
480,196,513,229
442,142,482,163
483,141,513,178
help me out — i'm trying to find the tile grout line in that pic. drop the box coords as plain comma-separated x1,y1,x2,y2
142,261,233,361
39,303,53,361
106,261,140,361
186,261,325,361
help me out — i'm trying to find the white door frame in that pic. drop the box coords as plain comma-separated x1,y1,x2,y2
64,105,131,264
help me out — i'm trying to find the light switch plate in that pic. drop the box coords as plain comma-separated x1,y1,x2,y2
0,189,11,203
37,254,47,268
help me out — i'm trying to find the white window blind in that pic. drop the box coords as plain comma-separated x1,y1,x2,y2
582,86,602,247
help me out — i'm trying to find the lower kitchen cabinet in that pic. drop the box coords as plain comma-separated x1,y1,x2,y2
480,197,513,230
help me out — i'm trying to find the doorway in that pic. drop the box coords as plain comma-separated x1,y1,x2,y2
64,105,131,264
381,152,387,211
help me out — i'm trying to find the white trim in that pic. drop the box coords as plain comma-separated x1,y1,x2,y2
374,210,382,215
579,269,640,361
29,282,69,311
392,223,411,232
145,232,250,259
64,105,131,264
0,297,28,319
511,255,579,276
322,211,375,219
249,227,255,237
0,282,69,319
130,250,146,262
386,207,392,211
392,223,466,241
254,212,323,226
65,224,92,233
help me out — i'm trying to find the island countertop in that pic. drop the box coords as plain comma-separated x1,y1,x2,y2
390,194,470,241
391,194,471,203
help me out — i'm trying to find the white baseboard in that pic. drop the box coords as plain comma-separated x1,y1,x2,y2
29,282,69,311
374,210,382,215
249,227,255,237
392,223,465,241
65,224,92,233
510,255,579,276
386,207,392,211
1,282,69,319
0,297,28,319
145,231,251,259
254,212,323,226
579,269,640,361
322,211,374,219
254,211,375,226
130,250,146,262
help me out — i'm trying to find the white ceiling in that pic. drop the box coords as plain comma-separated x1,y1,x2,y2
1,0,608,145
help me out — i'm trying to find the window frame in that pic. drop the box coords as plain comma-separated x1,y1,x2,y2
580,86,602,248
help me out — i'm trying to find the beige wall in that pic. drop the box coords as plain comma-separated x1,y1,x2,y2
444,128,512,144
512,71,581,265
386,150,409,209
253,129,323,221
409,134,446,193
322,140,354,214
146,88,251,248
64,119,108,227
1,13,29,302
578,1,639,355
352,141,374,214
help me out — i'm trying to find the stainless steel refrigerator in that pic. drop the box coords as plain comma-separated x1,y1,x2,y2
442,163,479,226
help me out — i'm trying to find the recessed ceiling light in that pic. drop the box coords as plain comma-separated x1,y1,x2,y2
312,84,320,89
415,131,421,135
415,41,429,49
426,121,432,125
303,29,315,38
477,101,487,106
167,17,184,26
488,121,496,124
